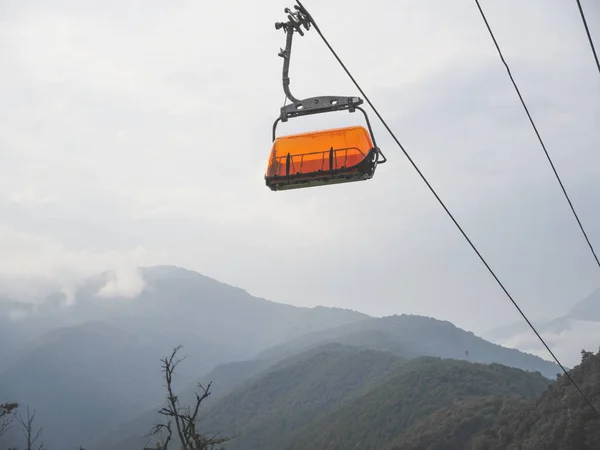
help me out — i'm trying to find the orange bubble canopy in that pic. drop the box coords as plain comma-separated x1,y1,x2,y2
264,125,377,191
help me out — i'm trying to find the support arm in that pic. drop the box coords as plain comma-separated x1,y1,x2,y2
275,4,364,122
275,5,311,104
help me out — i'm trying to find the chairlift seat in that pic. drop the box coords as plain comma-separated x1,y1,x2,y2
265,125,377,191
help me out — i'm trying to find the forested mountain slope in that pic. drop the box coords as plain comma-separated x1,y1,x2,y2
95,310,563,450
281,357,551,450
177,345,405,450
469,349,600,449
93,346,599,450
386,396,530,450
370,349,600,450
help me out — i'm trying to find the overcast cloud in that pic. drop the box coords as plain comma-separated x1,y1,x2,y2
1,0,599,347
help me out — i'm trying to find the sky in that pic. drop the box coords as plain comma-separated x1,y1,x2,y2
1,0,599,342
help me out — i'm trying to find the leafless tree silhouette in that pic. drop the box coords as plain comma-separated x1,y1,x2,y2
16,405,44,450
148,345,232,450
0,402,18,437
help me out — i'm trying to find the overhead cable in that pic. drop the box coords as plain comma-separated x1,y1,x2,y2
575,0,600,77
294,0,600,417
473,0,600,273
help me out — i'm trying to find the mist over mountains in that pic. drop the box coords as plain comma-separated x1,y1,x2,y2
0,265,593,449
484,287,600,367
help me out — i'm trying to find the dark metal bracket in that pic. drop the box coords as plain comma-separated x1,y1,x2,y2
275,4,363,122
275,4,311,106
280,95,363,121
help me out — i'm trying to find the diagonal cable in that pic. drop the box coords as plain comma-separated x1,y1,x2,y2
293,0,600,417
575,0,600,76
473,0,600,272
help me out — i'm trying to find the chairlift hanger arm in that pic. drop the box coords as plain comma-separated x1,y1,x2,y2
275,6,309,104
275,3,363,122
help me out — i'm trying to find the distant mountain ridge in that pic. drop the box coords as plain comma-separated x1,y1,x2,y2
98,344,553,450
281,356,552,450
0,265,566,449
196,345,406,450
92,314,563,449
567,287,600,321
256,313,561,378
96,344,599,450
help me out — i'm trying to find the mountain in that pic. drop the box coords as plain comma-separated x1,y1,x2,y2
287,348,600,450
93,343,405,450
256,314,561,378
469,349,600,449
386,396,531,450
568,288,600,321
0,314,21,362
1,265,370,364
0,265,370,450
0,265,577,449
93,311,564,450
191,344,406,450
387,348,600,449
95,344,597,450
0,321,166,449
280,356,552,450
96,265,370,368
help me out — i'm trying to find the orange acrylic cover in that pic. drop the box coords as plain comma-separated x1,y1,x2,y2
266,125,373,178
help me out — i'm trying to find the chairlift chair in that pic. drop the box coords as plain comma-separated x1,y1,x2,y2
265,2,387,191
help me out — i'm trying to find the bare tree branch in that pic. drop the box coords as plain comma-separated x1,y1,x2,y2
150,345,233,450
16,405,44,450
162,345,188,447
148,420,173,450
0,402,18,437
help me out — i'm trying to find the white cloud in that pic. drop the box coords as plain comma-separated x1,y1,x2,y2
496,318,600,368
0,223,160,303
95,266,147,300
